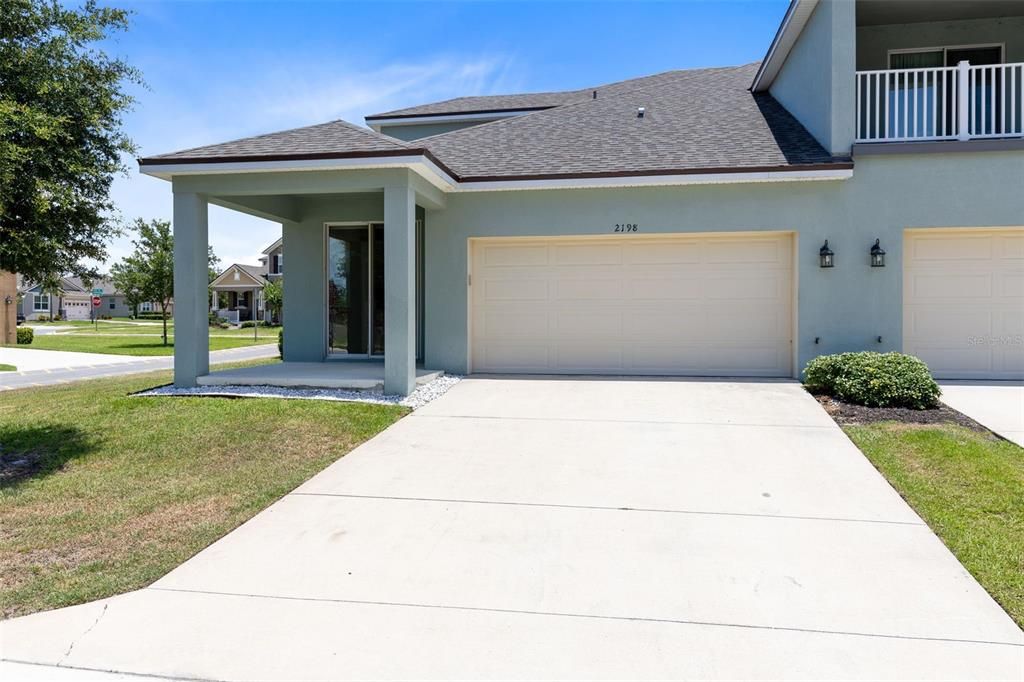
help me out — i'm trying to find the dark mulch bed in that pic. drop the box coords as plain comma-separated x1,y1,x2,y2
813,393,989,431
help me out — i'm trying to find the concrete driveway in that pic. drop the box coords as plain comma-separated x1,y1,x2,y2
1,377,1021,680
940,381,1024,447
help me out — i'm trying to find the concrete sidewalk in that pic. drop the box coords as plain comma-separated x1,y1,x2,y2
1,378,1021,680
940,381,1024,447
0,343,279,391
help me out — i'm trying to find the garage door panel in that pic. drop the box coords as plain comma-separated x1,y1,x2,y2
480,244,549,267
908,273,992,299
627,277,703,300
997,234,1024,259
552,311,623,340
481,278,548,302
476,308,548,340
553,243,622,265
906,307,992,339
554,278,623,301
911,234,993,261
704,238,785,265
624,241,701,265
472,234,793,377
904,229,1024,380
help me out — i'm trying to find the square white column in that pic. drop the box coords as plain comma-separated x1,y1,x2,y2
172,191,210,386
384,183,416,395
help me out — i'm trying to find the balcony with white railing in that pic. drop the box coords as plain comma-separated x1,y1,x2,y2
855,61,1024,144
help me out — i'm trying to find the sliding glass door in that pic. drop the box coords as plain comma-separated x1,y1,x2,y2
327,224,388,356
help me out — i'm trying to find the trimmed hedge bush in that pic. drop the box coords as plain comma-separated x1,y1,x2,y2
16,327,33,345
803,352,940,409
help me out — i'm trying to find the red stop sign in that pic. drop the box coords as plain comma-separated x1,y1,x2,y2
91,296,102,307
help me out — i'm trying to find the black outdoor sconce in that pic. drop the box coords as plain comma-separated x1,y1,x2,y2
819,240,834,268
870,239,886,267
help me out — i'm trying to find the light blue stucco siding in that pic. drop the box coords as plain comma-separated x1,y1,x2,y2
282,194,384,362
769,0,856,156
378,120,487,142
423,151,1024,376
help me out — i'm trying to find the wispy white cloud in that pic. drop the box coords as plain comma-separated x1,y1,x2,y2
96,52,522,271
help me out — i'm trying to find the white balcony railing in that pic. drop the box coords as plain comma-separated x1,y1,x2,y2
856,61,1024,143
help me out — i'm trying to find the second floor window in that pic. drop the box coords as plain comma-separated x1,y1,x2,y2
271,254,283,274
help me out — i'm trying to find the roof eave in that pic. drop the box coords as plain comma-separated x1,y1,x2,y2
751,0,820,92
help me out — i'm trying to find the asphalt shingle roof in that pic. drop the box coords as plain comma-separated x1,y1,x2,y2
421,63,839,179
143,119,412,163
139,62,848,178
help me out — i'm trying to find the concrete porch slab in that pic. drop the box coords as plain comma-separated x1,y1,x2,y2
196,360,442,390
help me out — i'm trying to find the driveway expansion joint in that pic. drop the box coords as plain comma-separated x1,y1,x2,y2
2,658,224,682
410,413,836,429
145,587,1024,649
287,492,926,527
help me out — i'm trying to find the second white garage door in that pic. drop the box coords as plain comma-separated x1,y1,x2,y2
470,233,794,376
904,228,1024,380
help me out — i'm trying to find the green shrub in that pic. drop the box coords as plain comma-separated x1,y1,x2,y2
278,329,283,357
16,327,33,345
804,352,940,409
217,322,230,329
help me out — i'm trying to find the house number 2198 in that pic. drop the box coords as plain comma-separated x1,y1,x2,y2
614,223,638,232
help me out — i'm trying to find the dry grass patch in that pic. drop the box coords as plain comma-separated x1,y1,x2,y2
0,367,405,619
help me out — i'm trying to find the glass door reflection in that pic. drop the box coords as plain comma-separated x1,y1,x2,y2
328,224,386,356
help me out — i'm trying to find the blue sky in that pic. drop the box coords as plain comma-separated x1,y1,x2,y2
102,0,789,270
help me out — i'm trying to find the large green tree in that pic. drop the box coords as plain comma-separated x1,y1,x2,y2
0,0,141,282
115,219,173,345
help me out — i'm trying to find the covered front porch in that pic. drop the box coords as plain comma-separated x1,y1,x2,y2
162,165,447,396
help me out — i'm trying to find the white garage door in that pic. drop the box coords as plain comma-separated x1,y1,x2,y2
904,229,1024,380
470,233,793,376
63,300,91,321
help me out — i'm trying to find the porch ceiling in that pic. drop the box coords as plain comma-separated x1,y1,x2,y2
857,0,1024,26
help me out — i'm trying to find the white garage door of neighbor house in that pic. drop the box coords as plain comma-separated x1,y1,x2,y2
904,229,1024,380
470,233,794,377
64,300,91,321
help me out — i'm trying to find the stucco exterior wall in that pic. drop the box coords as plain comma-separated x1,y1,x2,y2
421,151,1024,375
378,120,487,142
856,16,1024,70
769,0,856,155
281,193,384,362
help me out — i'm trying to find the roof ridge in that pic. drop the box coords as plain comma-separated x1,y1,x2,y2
417,63,748,145
369,63,751,121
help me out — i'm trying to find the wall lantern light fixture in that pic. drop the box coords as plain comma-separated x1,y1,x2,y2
870,238,886,267
819,240,834,268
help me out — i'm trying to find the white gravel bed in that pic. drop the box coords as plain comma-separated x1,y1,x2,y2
135,374,461,409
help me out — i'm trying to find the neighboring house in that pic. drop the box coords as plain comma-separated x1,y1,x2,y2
209,238,282,324
140,0,1024,394
16,275,169,320
17,276,92,321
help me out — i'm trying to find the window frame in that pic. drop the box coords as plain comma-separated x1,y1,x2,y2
33,293,50,311
887,43,1005,69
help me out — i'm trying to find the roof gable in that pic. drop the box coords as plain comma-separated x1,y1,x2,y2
210,264,266,288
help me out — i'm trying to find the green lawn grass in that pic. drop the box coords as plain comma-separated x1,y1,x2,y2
0,364,15,372
28,333,275,356
0,364,406,619
844,422,1024,627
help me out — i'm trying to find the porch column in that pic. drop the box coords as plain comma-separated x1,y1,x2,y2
384,182,416,395
210,289,218,311
172,191,210,386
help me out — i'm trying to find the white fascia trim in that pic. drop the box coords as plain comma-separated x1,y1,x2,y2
366,110,536,130
140,155,458,192
751,0,819,92
453,168,852,192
